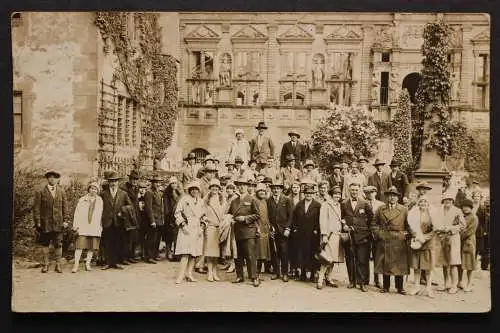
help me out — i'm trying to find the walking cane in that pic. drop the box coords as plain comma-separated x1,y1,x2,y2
270,226,279,273
348,226,357,286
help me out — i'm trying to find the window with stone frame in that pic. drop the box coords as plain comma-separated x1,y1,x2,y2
280,51,308,106
188,50,216,105
13,91,22,147
326,52,354,106
474,53,489,109
233,50,263,105
117,95,142,148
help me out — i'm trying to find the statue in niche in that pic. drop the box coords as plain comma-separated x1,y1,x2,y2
312,54,325,88
344,83,352,106
371,71,380,102
219,53,232,87
330,84,340,107
450,72,460,102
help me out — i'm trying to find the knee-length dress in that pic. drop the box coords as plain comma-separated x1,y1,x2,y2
174,195,206,257
255,198,271,261
204,195,225,258
434,206,466,267
319,198,344,264
460,213,478,270
408,207,439,270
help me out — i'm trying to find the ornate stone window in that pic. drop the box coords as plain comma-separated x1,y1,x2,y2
471,27,490,110
13,91,22,147
279,51,309,106
326,52,354,106
117,95,141,148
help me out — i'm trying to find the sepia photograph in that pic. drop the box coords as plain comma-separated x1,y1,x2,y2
10,11,491,312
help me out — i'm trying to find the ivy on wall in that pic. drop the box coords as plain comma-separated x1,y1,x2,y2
393,89,413,177
94,12,178,170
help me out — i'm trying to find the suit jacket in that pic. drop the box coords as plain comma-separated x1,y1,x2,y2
341,198,374,244
267,195,294,235
181,164,200,186
280,167,301,188
292,199,321,235
100,188,132,228
280,141,307,168
390,171,409,202
328,174,344,192
33,185,68,233
250,136,275,164
143,190,164,226
476,204,489,237
368,172,392,202
120,182,138,202
228,194,260,240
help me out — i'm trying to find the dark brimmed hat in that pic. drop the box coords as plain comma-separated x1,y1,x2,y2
234,156,244,164
248,159,257,166
150,174,163,183
461,199,474,209
234,176,251,186
303,185,316,194
385,186,400,196
357,156,369,163
255,121,268,129
328,186,342,196
288,129,300,138
415,181,432,191
285,154,296,162
128,169,141,179
184,152,196,161
269,181,284,188
332,163,342,170
225,160,235,167
373,158,385,166
363,185,378,193
105,170,122,181
389,160,401,167
204,154,216,163
304,159,315,168
263,177,273,184
44,170,61,179
203,165,218,173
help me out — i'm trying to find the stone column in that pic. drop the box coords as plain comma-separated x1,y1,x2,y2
360,25,374,106
264,23,279,105
459,25,474,111
179,24,187,103
351,51,361,105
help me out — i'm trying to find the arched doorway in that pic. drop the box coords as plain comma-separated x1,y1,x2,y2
190,148,210,164
402,72,422,104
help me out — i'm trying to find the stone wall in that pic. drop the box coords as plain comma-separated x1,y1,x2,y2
12,12,99,180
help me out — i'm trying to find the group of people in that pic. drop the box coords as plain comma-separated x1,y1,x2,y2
31,120,490,299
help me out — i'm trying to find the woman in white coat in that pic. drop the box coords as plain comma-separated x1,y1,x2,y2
317,186,344,289
71,181,103,273
204,179,226,282
174,180,208,284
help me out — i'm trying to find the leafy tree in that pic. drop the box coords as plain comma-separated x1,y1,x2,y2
393,89,413,177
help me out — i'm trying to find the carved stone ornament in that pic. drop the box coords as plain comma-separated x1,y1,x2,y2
448,26,463,48
232,25,268,40
324,25,363,42
400,25,424,49
372,25,394,49
277,24,314,42
184,25,220,41
312,53,325,88
471,28,490,43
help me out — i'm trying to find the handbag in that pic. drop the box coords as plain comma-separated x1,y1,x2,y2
315,232,334,265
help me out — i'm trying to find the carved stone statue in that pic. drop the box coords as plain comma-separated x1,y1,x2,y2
312,54,325,88
450,71,460,102
330,84,340,106
371,71,380,102
219,53,232,87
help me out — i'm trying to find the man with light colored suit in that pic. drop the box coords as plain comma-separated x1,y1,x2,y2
250,122,275,170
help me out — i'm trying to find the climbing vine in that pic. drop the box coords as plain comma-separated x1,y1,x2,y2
393,89,413,177
94,12,178,169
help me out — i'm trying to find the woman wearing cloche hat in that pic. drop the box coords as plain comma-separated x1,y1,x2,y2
228,128,251,166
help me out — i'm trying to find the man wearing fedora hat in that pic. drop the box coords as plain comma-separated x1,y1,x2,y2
181,152,200,187
250,122,275,170
372,186,411,294
280,154,302,194
327,163,344,198
227,176,262,287
280,129,307,169
368,158,392,203
357,156,371,180
228,128,251,166
389,160,409,204
260,156,280,183
302,160,322,185
33,170,69,273
100,171,133,270
149,175,166,261
119,169,142,264
267,181,294,282
196,154,218,179
364,185,384,288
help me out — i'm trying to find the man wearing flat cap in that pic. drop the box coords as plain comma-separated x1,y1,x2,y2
280,129,307,169
33,170,69,273
372,186,411,294
250,122,275,170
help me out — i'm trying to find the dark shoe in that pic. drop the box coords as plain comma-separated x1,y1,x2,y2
101,265,112,270
153,256,162,261
360,285,368,292
397,289,407,295
375,282,381,289
431,282,438,286
114,264,124,270
271,274,281,280
380,288,389,293
282,275,289,282
253,279,261,287
232,278,245,284
41,265,49,273
55,265,63,273
326,280,339,288
145,259,157,264
121,261,130,266
347,283,355,289
128,258,139,264
299,274,307,282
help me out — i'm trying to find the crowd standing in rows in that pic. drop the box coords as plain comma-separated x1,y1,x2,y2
33,121,490,298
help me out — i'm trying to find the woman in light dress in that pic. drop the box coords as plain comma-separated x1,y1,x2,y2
204,179,226,282
317,186,344,289
174,180,207,284
407,196,439,298
71,181,103,273
219,183,239,273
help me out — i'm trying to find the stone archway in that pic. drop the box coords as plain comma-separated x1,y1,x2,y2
401,72,422,104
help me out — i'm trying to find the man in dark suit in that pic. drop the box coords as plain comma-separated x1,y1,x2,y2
227,176,261,287
267,181,294,282
101,171,133,270
341,182,374,292
33,170,68,273
291,185,321,281
250,121,275,170
280,129,307,169
119,169,141,264
328,163,344,195
389,160,410,204
368,158,392,203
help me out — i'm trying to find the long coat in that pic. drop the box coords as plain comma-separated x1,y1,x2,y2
174,194,206,256
144,189,164,226
267,195,294,236
33,185,68,233
319,198,344,263
164,186,183,225
372,203,410,275
340,198,374,245
255,198,271,260
280,141,307,168
72,194,103,237
227,194,261,241
250,136,275,164
280,167,302,188
292,199,322,269
475,203,489,255
100,188,132,229
368,172,392,202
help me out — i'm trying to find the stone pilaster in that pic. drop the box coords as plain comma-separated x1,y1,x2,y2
179,23,187,103
264,23,279,105
360,25,374,106
459,24,474,110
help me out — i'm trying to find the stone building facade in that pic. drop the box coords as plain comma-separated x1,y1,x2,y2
173,12,490,165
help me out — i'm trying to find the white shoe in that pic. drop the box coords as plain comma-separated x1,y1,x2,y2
409,287,421,296
85,264,92,271
71,267,78,273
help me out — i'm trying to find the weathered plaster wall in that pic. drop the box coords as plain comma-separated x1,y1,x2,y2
12,12,99,179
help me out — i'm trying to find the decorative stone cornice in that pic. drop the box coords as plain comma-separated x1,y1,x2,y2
231,25,268,44
184,25,221,44
315,24,324,35
471,28,490,44
277,24,314,44
324,25,363,44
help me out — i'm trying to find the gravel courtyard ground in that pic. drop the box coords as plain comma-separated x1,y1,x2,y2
11,258,491,313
